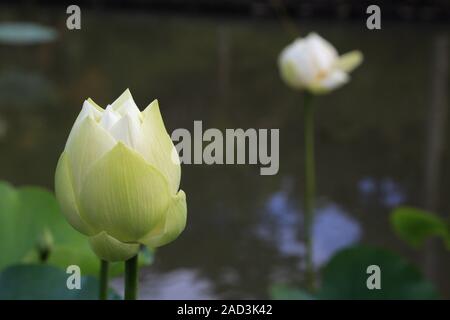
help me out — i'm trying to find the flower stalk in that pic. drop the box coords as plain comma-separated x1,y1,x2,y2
303,92,316,292
99,259,109,300
278,32,363,293
124,255,139,300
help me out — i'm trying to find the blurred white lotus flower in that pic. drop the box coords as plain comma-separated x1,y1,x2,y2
278,33,363,94
55,89,186,262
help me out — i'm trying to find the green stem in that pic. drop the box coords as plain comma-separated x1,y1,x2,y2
99,259,109,300
124,255,139,300
303,92,316,292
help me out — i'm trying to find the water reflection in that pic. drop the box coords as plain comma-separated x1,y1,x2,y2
259,178,361,268
312,204,361,267
257,179,302,257
112,269,217,300
358,177,406,208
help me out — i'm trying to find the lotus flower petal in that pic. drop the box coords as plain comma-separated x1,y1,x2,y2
306,33,338,72
336,50,363,73
79,143,171,242
138,100,181,194
55,152,94,235
140,190,187,248
64,117,116,196
89,231,140,262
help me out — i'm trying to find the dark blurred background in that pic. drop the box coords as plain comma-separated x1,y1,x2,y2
0,0,448,298
5,0,450,21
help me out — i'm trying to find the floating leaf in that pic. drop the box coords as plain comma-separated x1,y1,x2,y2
0,182,53,270
318,245,438,299
270,284,315,300
391,206,449,249
0,181,153,276
273,246,439,300
0,264,119,300
0,23,57,45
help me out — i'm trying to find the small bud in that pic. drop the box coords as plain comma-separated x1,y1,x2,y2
36,228,53,262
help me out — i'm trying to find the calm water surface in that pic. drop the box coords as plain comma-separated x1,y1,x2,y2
0,8,448,298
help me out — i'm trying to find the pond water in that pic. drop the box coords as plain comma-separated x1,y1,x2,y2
0,7,448,298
